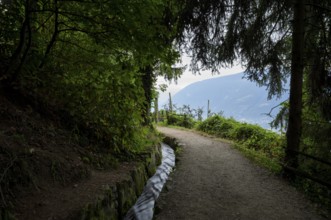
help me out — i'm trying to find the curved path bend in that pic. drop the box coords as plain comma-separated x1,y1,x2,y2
155,127,325,220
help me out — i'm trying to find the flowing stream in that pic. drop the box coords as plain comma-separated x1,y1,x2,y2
124,143,175,220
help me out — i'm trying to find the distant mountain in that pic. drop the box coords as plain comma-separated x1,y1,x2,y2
167,73,289,129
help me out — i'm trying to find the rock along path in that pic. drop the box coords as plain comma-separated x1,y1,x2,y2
155,127,325,220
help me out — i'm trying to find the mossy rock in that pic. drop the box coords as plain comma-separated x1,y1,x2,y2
78,144,162,220
155,144,162,166
163,136,181,155
145,144,162,177
80,185,118,220
130,164,148,196
116,180,137,218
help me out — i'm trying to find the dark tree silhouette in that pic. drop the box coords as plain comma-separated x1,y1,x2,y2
174,0,331,174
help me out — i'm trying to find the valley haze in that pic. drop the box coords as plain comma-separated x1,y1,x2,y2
159,72,289,129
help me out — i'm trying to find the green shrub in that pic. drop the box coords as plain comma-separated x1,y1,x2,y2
167,113,181,126
197,115,285,162
232,123,260,141
214,118,237,138
197,115,217,133
179,115,195,128
198,116,232,137
167,113,195,129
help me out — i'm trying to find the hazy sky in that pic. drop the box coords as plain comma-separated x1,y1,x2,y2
157,55,245,105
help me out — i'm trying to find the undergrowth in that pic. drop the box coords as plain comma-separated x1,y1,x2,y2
232,143,282,173
196,115,286,168
0,94,161,218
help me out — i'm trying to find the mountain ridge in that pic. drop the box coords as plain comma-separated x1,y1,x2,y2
166,73,289,129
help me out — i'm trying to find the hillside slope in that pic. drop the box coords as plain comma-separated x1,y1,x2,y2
0,93,157,219
170,73,289,129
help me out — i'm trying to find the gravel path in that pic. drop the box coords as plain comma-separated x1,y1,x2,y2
155,127,325,220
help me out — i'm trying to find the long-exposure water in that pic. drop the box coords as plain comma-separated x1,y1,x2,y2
124,143,175,220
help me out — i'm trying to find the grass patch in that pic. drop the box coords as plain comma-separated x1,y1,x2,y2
232,143,282,173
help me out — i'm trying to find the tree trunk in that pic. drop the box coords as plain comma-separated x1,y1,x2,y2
2,1,31,87
154,96,159,123
141,65,153,126
39,0,59,69
207,99,210,118
169,92,173,113
285,0,305,176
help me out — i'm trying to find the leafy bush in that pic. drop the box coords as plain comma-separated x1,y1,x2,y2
167,113,195,128
215,119,237,138
197,115,285,163
197,115,238,138
198,115,222,133
0,0,182,155
231,123,263,142
167,114,181,125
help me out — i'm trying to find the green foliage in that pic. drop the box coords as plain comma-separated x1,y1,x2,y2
297,101,331,208
176,0,293,97
162,104,205,128
0,0,182,153
233,143,282,173
176,3,331,201
270,79,331,208
166,113,195,129
197,115,285,163
198,115,238,138
232,123,262,142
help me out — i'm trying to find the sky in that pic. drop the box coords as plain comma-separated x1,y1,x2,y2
156,55,245,105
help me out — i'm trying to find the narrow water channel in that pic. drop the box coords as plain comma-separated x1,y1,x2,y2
124,143,175,220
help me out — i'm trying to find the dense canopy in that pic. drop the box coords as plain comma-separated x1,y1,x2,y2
0,0,330,194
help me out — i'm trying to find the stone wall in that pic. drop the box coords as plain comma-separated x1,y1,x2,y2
78,144,162,220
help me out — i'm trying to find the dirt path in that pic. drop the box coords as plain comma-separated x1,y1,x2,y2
155,127,325,220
